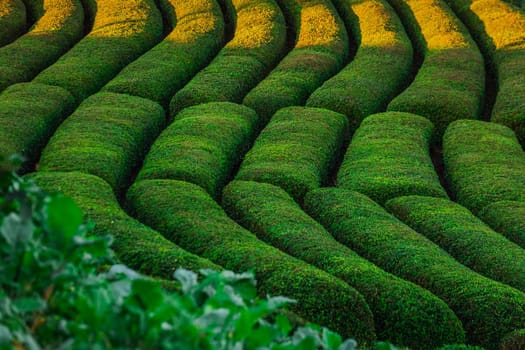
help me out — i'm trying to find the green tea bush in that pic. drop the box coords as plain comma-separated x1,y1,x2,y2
0,0,84,92
222,180,465,349
0,0,26,47
102,0,225,108
337,112,447,205
38,92,165,194
236,106,348,202
443,119,525,215
169,0,287,117
33,0,164,105
386,0,484,138
304,187,525,349
242,0,349,124
479,201,525,249
0,83,76,171
387,195,525,293
500,329,525,350
127,179,377,342
306,0,413,133
137,102,259,199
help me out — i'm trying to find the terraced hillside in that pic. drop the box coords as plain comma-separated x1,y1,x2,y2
1,0,525,348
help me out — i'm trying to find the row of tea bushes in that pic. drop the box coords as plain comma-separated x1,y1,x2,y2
169,0,287,117
30,171,219,279
387,195,525,293
444,0,525,145
33,0,164,105
480,201,525,249
386,0,485,138
0,0,84,92
126,178,376,342
242,0,349,124
0,0,26,47
306,0,413,133
38,92,165,195
102,0,226,108
235,106,348,202
136,102,259,200
222,180,465,349
337,112,447,205
304,187,525,349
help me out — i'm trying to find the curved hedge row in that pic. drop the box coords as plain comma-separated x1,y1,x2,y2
242,0,349,124
0,82,75,170
337,112,447,205
169,0,287,118
479,201,525,249
306,0,413,132
102,0,225,108
386,0,485,138
386,195,525,293
126,179,376,342
33,0,164,105
136,102,259,199
29,171,219,279
304,187,525,349
444,0,525,145
38,92,165,194
222,180,465,349
0,0,84,92
443,119,525,215
0,0,26,47
235,106,348,202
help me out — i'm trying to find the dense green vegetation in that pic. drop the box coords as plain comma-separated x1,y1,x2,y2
0,0,26,47
479,201,525,249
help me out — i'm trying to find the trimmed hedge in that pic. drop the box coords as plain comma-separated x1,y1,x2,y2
443,0,525,145
337,112,447,205
242,0,349,124
306,0,413,132
102,0,225,108
386,0,485,137
0,0,84,92
479,201,525,249
443,119,525,215
235,106,348,202
386,195,525,293
29,171,219,279
222,180,465,349
169,0,287,118
126,179,376,342
0,0,26,47
0,82,75,170
38,93,165,194
137,102,259,199
304,187,525,349
500,329,525,350
33,0,164,105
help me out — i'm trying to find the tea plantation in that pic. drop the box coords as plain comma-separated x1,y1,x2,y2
1,0,525,348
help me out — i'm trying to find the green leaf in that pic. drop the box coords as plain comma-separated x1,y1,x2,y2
131,279,164,310
0,213,34,246
0,325,12,343
174,269,198,294
275,314,292,335
322,328,342,349
12,297,45,314
45,195,83,245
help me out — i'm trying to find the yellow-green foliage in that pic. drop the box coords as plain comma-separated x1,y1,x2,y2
223,180,465,349
0,82,75,170
0,0,84,92
304,187,525,349
137,102,259,200
126,179,376,341
386,0,485,137
38,93,165,194
443,119,525,215
444,0,525,144
33,0,164,104
242,0,349,124
169,0,287,117
30,171,219,278
102,0,225,108
387,195,525,293
337,112,447,205
480,201,525,249
0,0,26,47
236,106,348,202
306,0,413,132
